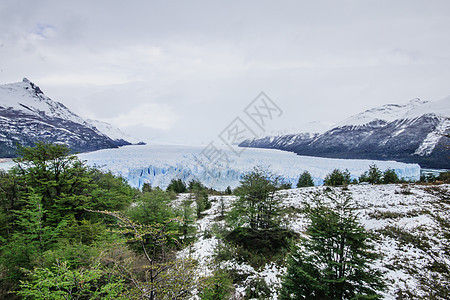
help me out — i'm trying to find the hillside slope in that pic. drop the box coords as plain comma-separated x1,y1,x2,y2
178,183,450,299
0,78,141,157
240,97,450,169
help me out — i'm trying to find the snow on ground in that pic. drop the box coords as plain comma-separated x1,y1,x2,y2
78,144,420,190
176,183,450,299
0,158,14,171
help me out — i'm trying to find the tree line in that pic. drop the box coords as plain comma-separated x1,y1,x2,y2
0,142,395,299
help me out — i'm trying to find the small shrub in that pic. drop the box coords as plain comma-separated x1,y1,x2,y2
395,184,413,195
224,227,297,267
244,277,271,300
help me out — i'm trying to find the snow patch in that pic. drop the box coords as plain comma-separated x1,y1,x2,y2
414,117,450,156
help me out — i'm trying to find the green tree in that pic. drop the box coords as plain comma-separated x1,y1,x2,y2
324,169,351,186
383,168,399,184
359,171,369,183
177,198,196,243
127,188,175,225
142,182,152,193
193,188,210,218
0,142,133,295
17,260,129,299
188,179,205,192
0,170,20,240
90,210,199,300
199,270,234,300
225,186,232,195
13,142,94,225
167,179,187,193
229,167,281,230
280,190,385,299
367,164,383,184
0,192,66,284
297,171,314,188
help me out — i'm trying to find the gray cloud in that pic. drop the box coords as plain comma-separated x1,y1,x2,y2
1,0,450,143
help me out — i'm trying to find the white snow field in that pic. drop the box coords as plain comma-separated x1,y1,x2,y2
176,184,450,299
78,144,420,190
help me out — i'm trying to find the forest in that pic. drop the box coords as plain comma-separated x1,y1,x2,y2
0,142,448,299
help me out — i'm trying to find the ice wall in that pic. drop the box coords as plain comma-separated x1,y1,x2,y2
78,144,421,190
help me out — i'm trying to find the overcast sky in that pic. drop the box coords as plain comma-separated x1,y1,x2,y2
1,0,449,144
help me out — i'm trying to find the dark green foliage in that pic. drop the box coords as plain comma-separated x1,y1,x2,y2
223,168,296,267
229,167,282,230
280,191,385,300
16,261,129,299
13,142,94,225
420,173,437,183
367,164,383,184
279,181,292,190
127,188,175,225
142,182,152,193
324,169,351,186
188,179,206,192
244,277,271,299
0,142,206,299
361,165,398,184
225,186,232,195
177,198,196,243
167,178,187,193
0,143,131,295
438,171,450,183
89,170,134,212
297,171,314,188
359,172,369,183
193,188,211,218
383,168,399,184
199,270,234,300
225,227,296,259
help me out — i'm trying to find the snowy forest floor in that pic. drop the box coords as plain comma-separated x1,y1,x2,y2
176,183,450,299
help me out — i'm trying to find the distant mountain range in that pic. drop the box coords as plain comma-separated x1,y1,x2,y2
240,97,450,169
0,78,144,157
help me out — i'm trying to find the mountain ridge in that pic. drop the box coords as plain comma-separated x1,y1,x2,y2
240,97,450,169
0,78,143,157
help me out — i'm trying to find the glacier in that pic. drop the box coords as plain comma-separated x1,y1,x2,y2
77,144,420,190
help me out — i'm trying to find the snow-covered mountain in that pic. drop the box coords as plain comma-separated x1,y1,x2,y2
0,78,142,157
240,97,450,169
86,119,143,146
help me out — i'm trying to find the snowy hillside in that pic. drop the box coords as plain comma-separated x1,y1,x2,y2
0,78,90,126
78,144,420,190
336,98,430,128
268,121,333,136
240,96,450,169
176,183,450,299
0,78,141,156
87,119,143,145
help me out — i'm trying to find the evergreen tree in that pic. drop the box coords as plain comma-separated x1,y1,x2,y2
324,169,351,186
188,179,205,192
225,186,232,195
142,182,152,193
167,178,187,193
297,171,314,188
229,167,281,230
367,164,383,184
280,190,385,299
359,171,369,183
383,168,399,184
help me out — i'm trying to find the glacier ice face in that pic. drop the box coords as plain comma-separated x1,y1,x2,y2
78,144,421,190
